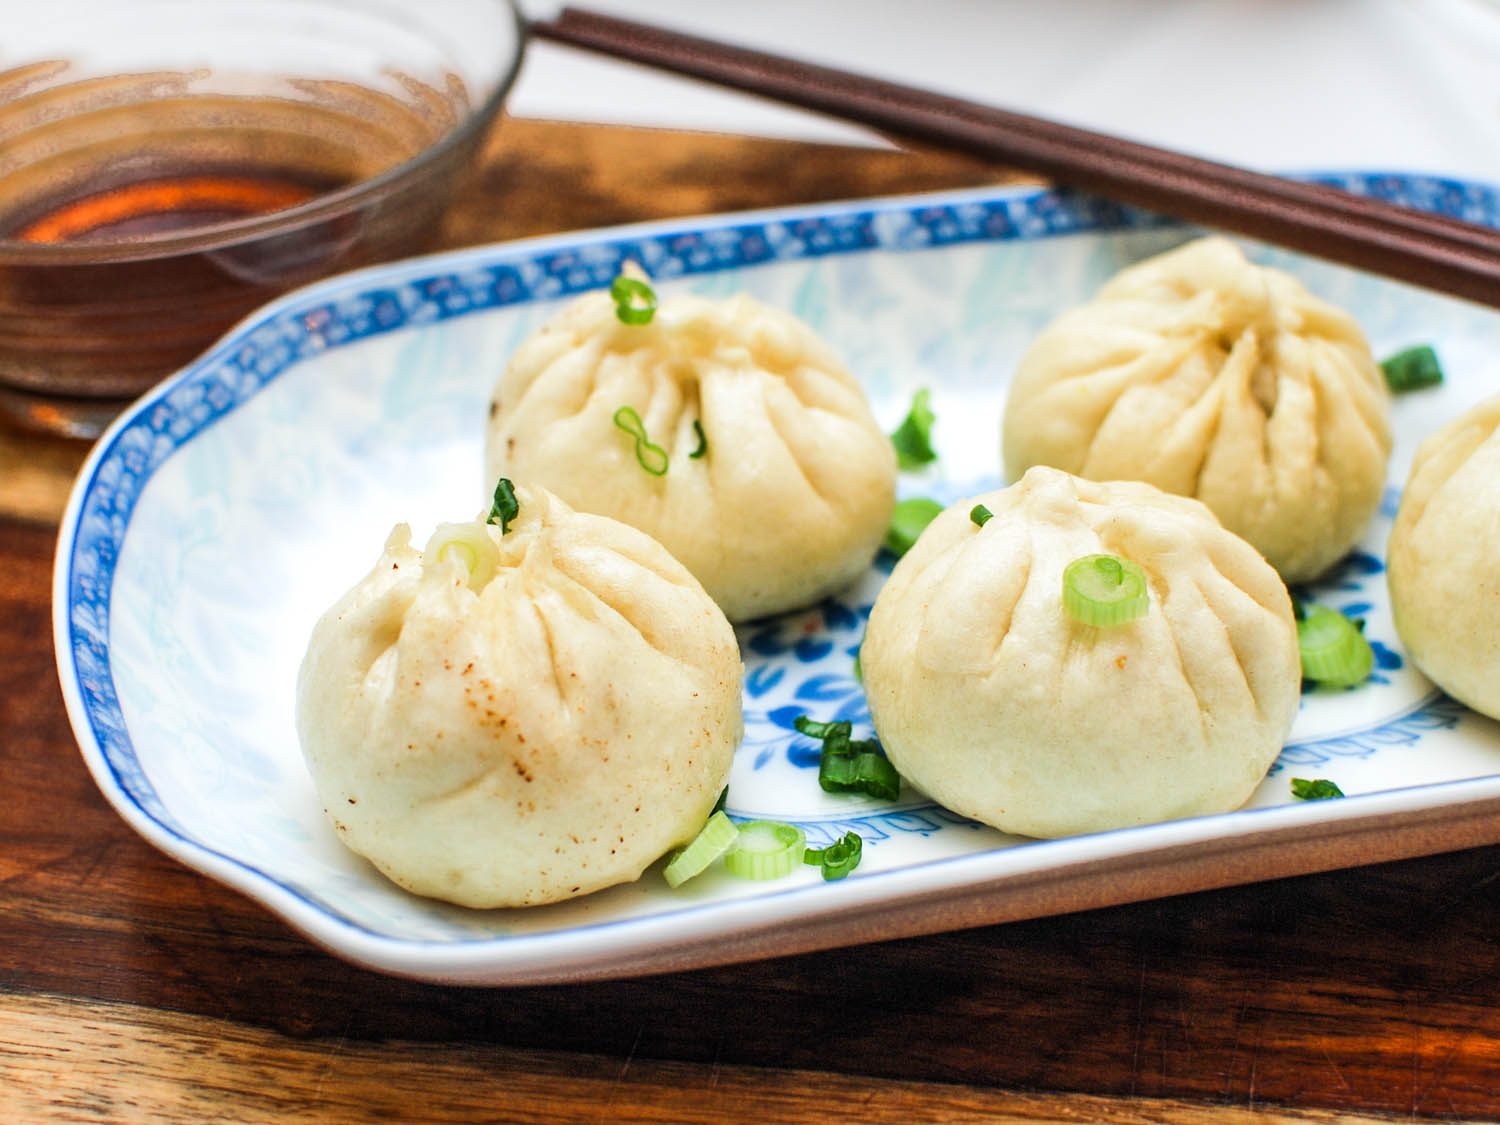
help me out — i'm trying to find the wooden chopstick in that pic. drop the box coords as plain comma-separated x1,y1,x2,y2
530,8,1500,309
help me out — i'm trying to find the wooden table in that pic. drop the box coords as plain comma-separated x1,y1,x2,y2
5,119,1500,1123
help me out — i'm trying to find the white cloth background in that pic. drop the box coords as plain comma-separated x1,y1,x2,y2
512,0,1500,185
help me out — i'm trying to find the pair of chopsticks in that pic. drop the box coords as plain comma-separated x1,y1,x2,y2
530,9,1500,310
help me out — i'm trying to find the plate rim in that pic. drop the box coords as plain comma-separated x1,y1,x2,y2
53,171,1500,984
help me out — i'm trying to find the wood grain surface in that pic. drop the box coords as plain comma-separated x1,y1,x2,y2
5,118,1500,1123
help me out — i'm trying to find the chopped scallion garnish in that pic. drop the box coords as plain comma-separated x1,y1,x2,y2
884,497,944,556
1063,553,1149,627
804,831,863,881
970,504,993,528
613,405,670,476
662,810,738,888
793,716,845,741
610,273,657,326
423,522,500,590
794,714,901,801
689,418,708,459
818,751,901,800
1379,344,1443,393
723,821,806,880
890,388,937,470
487,477,518,534
1297,604,1374,688
1291,777,1345,801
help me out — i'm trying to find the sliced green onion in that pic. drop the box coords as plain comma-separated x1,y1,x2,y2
1291,777,1345,801
487,477,518,534
610,274,657,326
689,418,708,460
804,831,863,881
1063,553,1149,627
613,405,670,476
793,715,847,741
423,522,500,590
1379,344,1443,393
852,644,863,684
970,504,993,528
890,388,937,470
1297,604,1374,688
663,810,738,888
884,497,943,557
723,820,806,880
794,714,902,801
819,751,901,801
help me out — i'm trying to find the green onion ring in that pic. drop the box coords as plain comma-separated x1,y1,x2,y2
804,831,863,881
1062,553,1149,627
793,716,845,741
663,811,738,888
610,274,657,326
423,522,500,590
723,821,806,880
612,405,670,476
794,714,902,801
1297,604,1374,688
818,749,901,801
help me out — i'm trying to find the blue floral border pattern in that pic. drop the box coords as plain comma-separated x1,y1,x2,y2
64,173,1500,862
1277,691,1469,770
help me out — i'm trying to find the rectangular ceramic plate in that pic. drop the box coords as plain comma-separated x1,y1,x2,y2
56,177,1500,985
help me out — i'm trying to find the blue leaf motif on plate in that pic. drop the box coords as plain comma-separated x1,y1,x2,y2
787,739,822,769
745,628,787,658
1342,550,1385,576
831,695,871,725
766,704,810,731
793,638,834,663
1309,550,1386,594
795,674,857,703
821,601,861,631
745,665,786,699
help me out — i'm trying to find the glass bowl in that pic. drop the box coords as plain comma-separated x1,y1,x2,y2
0,0,524,438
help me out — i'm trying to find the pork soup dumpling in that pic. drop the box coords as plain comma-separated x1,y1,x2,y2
861,466,1301,839
485,286,897,622
1388,395,1500,719
296,485,742,908
1002,236,1392,582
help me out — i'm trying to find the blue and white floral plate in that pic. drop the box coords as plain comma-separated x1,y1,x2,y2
55,176,1500,985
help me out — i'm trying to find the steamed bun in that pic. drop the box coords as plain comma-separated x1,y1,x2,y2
296,486,742,908
1001,236,1392,582
1388,395,1500,719
861,466,1300,838
485,287,896,621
